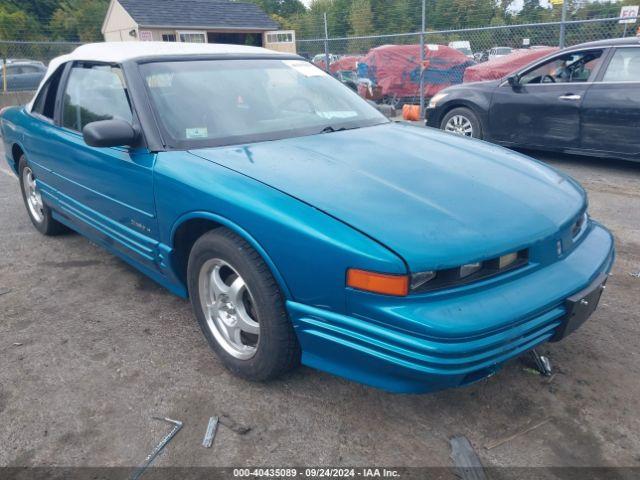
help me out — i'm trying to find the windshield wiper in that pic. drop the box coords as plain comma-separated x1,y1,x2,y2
320,125,360,134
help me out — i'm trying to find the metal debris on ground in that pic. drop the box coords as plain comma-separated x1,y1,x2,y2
530,349,553,376
131,416,183,480
629,271,640,278
449,436,487,480
485,418,552,450
0,288,11,296
12,343,22,347
219,414,251,435
202,416,219,448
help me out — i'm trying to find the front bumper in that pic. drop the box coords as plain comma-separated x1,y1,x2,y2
424,107,440,128
288,223,614,393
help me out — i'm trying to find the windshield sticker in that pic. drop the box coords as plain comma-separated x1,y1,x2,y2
146,73,174,88
318,111,358,119
283,60,328,77
186,127,208,139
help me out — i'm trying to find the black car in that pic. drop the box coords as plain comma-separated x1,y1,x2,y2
426,38,640,161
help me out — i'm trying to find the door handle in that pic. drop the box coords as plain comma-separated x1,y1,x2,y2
559,94,581,101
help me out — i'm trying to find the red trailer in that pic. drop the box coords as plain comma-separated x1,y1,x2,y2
463,47,558,83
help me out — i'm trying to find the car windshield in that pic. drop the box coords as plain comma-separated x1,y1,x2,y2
140,58,387,148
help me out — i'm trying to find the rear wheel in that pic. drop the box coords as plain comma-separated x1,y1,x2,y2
187,228,300,381
18,155,66,235
441,107,483,139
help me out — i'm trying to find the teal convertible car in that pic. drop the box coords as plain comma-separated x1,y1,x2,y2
1,42,614,393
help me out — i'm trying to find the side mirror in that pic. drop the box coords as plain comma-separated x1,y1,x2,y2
507,74,520,88
82,119,138,148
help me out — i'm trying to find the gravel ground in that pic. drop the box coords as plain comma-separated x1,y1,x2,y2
1,146,639,473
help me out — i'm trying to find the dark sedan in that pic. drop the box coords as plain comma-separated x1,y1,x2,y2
426,38,640,161
1,60,46,91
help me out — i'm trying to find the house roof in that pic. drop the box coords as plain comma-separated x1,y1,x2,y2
117,0,279,31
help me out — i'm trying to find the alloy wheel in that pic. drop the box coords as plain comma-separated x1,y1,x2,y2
198,258,260,360
22,166,45,223
444,115,474,137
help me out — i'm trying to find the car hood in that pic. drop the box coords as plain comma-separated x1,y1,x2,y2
190,123,585,272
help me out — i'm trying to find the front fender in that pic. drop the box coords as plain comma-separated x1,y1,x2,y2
156,151,406,313
431,84,494,131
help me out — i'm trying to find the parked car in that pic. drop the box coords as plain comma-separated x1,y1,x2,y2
1,42,614,393
449,40,474,59
1,60,46,91
7,58,46,68
426,38,640,162
488,46,513,60
311,53,339,70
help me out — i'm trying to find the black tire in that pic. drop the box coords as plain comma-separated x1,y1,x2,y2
18,155,66,236
440,107,483,139
187,228,300,381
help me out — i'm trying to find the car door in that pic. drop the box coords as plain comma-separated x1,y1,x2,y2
489,48,605,149
580,46,640,159
47,62,160,270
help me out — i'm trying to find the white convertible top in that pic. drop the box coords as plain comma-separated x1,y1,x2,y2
27,41,288,112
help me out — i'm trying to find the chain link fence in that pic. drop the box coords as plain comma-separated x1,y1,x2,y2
0,13,637,100
298,15,639,111
0,40,81,93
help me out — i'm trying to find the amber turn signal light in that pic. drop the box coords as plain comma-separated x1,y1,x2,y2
346,269,409,296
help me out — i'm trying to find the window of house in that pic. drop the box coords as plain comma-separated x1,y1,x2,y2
519,50,603,84
178,31,206,43
267,31,294,44
162,33,177,42
32,65,65,120
61,64,133,132
602,48,640,82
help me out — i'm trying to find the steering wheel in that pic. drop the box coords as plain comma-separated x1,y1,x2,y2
541,74,556,84
278,96,315,113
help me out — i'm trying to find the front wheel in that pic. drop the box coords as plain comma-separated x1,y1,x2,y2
440,107,483,139
187,228,300,381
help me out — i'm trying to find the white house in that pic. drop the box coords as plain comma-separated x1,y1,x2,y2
102,0,296,53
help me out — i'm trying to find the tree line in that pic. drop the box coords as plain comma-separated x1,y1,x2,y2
0,0,637,44
279,0,640,40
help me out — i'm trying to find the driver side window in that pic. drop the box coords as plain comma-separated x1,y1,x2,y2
62,63,133,132
520,49,603,85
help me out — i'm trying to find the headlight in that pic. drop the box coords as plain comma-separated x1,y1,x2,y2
410,271,436,290
428,92,448,109
459,262,481,278
409,249,529,293
348,249,529,296
571,211,589,239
